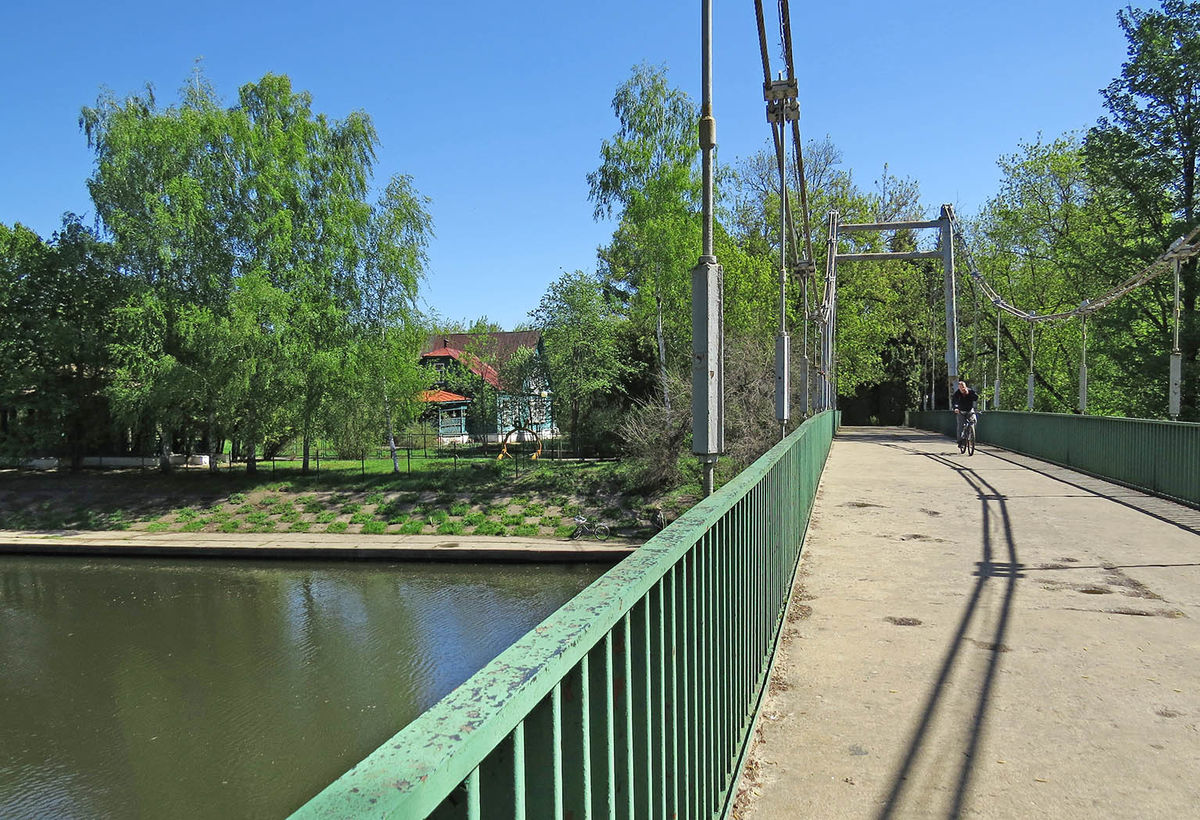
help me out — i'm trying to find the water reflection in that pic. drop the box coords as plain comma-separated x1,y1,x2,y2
0,557,606,819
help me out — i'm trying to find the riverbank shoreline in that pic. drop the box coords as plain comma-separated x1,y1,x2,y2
0,530,637,563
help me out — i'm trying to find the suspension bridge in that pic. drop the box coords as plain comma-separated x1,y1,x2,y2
286,1,1200,817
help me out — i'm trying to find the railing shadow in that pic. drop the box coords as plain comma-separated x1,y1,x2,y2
876,448,1020,820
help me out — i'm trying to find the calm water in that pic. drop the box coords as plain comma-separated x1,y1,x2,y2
0,557,608,819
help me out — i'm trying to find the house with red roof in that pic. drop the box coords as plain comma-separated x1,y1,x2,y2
419,331,554,443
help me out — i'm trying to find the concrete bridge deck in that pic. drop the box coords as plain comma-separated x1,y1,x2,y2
739,427,1200,820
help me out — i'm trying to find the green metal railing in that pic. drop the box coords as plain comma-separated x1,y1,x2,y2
290,410,840,820
906,410,1200,508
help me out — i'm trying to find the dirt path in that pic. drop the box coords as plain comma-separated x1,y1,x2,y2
736,427,1200,820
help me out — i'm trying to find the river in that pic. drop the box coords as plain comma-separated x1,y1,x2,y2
0,556,608,819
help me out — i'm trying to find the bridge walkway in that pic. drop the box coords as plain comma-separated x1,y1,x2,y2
738,426,1200,819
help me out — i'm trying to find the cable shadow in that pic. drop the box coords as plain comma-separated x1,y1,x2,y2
876,451,1019,820
981,450,1200,538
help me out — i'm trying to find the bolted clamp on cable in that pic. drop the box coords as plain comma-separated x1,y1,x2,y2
764,78,799,123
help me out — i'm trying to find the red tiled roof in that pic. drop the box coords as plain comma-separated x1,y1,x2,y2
420,346,503,389
420,389,471,404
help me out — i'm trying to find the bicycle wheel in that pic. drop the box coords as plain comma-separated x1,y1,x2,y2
967,427,976,456
595,523,610,541
569,526,583,540
958,435,966,454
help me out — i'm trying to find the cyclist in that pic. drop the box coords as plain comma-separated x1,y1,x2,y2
951,380,979,447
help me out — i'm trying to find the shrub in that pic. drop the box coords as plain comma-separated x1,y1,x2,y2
539,516,561,528
326,521,349,533
361,520,388,535
399,521,424,534
229,492,246,504
554,524,577,539
602,505,621,520
257,494,279,509
511,494,531,505
437,520,465,535
449,502,470,516
512,523,539,537
485,503,506,516
473,520,507,536
562,504,581,517
549,495,569,508
462,511,486,527
428,509,449,525
175,507,200,523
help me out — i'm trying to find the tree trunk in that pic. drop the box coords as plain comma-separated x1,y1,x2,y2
246,438,257,475
656,293,671,426
384,384,400,474
302,435,311,474
208,416,219,473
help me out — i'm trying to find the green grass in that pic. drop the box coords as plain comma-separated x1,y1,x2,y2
236,503,255,515
562,504,582,517
398,521,424,535
341,502,362,515
523,502,546,516
290,521,312,532
365,492,386,506
315,511,337,524
302,499,325,514
219,520,241,533
229,492,246,504
501,513,525,527
473,520,507,536
484,503,505,515
174,507,200,523
428,509,449,525
326,521,349,533
245,511,270,525
550,495,569,508
251,522,276,533
349,511,373,525
554,524,577,538
360,520,388,534
145,521,171,533
511,494,531,505
437,520,465,535
462,511,486,527
180,520,207,533
539,516,561,528
279,508,300,523
511,523,539,537
449,502,470,516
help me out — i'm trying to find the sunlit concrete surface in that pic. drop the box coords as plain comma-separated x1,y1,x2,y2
738,427,1200,820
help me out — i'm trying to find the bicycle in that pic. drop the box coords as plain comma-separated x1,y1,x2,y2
569,515,610,541
957,410,978,456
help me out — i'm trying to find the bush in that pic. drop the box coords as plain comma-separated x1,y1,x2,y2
326,521,349,533
280,508,300,523
485,503,506,515
449,502,470,516
428,509,450,525
539,516,561,528
562,504,581,517
175,507,200,523
511,494,530,505
550,495,569,508
474,520,507,536
361,520,388,534
462,511,487,526
229,492,246,504
554,524,577,539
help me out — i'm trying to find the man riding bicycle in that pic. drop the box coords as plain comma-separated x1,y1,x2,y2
951,380,979,446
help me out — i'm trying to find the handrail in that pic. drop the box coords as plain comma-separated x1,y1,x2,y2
290,410,840,819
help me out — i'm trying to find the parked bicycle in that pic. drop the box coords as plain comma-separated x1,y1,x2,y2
569,515,610,541
958,410,978,456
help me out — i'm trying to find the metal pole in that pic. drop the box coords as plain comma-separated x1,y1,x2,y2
1079,314,1088,414
692,0,721,496
940,205,959,407
994,306,1001,410
1171,258,1182,420
801,275,810,416
1027,321,1036,411
823,211,839,411
775,119,790,440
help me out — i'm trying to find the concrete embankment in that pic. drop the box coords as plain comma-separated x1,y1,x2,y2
0,530,636,563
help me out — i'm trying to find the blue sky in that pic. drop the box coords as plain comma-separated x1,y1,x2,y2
1,1,1135,329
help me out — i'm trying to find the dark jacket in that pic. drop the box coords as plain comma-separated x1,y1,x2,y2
951,388,979,413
